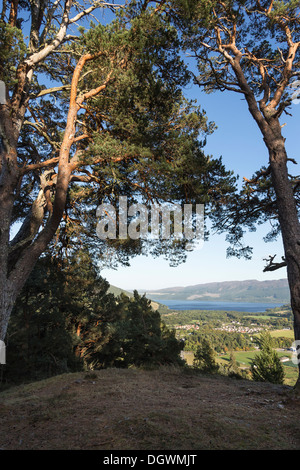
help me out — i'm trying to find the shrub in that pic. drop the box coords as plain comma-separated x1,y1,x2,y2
250,331,285,384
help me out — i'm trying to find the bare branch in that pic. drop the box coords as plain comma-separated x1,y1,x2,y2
34,85,71,98
22,157,60,175
69,1,123,24
25,0,73,68
263,254,287,272
23,120,61,150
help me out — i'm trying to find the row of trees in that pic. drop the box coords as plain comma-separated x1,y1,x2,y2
3,250,183,385
1,0,300,389
184,327,253,353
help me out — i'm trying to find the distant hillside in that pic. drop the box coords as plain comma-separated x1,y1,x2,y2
144,279,290,304
108,284,133,298
108,284,163,311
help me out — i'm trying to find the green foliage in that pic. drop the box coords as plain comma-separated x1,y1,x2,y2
6,1,237,275
193,338,219,373
3,250,183,385
227,351,240,374
184,326,252,353
0,21,27,85
90,291,184,369
250,331,285,384
4,255,82,382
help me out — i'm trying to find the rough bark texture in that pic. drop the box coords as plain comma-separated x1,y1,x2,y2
266,127,300,390
0,143,20,341
0,43,74,340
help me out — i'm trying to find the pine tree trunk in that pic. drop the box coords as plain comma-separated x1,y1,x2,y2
0,146,18,341
236,65,300,388
266,125,300,390
0,83,72,341
0,287,14,342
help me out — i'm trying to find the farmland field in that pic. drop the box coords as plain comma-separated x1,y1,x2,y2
270,329,294,339
182,349,298,386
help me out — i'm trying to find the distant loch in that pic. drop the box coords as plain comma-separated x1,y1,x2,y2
153,299,284,313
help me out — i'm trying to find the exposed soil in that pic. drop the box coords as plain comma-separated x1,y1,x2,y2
1,366,300,450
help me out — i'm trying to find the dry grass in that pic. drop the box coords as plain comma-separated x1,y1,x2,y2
1,366,300,450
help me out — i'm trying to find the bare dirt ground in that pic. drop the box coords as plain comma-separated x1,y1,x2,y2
1,366,300,450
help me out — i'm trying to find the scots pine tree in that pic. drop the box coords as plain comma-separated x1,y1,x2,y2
0,0,236,342
168,0,300,389
193,338,219,373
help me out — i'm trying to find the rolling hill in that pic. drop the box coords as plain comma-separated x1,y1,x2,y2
108,284,162,311
143,279,290,304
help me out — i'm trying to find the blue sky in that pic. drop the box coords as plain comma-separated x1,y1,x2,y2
100,85,300,291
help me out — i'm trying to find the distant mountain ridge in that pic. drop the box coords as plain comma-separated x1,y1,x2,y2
143,279,290,304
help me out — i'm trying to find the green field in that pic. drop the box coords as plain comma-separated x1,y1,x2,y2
220,349,295,366
252,328,294,341
269,329,294,339
181,327,298,387
184,349,296,368
219,349,298,386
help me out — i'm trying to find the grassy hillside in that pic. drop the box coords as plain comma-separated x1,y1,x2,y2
108,284,167,312
1,367,300,450
146,279,289,303
107,285,133,297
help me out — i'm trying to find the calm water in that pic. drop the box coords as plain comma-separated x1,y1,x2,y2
157,299,283,313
